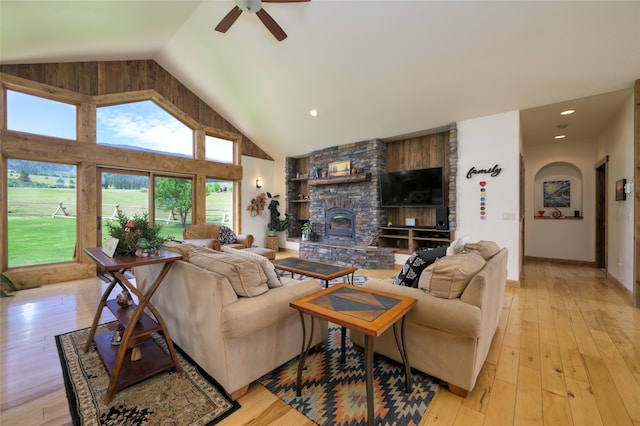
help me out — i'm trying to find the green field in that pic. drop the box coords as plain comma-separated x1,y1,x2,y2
7,187,233,267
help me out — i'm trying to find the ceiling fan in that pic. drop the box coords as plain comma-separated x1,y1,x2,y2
215,0,310,42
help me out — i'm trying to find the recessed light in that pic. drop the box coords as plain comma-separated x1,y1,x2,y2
555,135,566,139
309,109,318,117
560,109,575,115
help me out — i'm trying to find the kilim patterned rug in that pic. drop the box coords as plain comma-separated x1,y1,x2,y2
56,322,239,426
259,325,439,426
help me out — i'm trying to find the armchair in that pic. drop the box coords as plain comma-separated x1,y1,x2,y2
182,224,254,249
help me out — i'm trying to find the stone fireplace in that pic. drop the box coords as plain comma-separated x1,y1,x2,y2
290,139,397,269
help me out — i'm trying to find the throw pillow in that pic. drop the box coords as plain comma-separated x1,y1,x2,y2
464,240,501,260
189,251,268,297
394,246,447,287
218,226,237,245
221,246,282,288
418,251,486,299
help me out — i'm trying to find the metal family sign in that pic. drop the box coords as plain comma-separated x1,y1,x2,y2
466,164,502,221
466,164,502,179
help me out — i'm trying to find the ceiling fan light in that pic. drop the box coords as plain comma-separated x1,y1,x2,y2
555,135,566,140
560,109,575,115
309,109,318,117
237,0,262,13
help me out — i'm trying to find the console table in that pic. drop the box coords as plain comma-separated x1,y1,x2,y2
83,247,182,403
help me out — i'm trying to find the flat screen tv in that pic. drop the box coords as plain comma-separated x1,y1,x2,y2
379,167,444,207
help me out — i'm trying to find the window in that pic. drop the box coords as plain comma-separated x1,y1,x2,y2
6,90,77,139
206,179,234,226
205,135,234,163
154,176,193,240
100,171,150,245
7,159,77,267
97,100,193,158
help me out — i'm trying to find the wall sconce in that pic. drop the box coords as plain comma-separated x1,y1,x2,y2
256,178,263,188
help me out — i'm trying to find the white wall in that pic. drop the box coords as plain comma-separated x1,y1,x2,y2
524,139,596,262
596,93,635,291
241,155,287,248
456,111,521,282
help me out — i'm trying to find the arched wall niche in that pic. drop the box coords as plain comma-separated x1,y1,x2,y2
534,161,583,218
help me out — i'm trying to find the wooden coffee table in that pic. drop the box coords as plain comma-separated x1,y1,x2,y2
290,284,417,426
272,257,357,287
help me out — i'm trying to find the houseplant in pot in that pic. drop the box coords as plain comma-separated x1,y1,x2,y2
266,192,291,236
106,211,169,256
301,221,312,241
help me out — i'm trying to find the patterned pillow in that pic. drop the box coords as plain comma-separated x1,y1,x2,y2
218,225,237,244
394,246,447,287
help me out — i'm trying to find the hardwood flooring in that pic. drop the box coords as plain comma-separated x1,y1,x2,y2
1,258,638,425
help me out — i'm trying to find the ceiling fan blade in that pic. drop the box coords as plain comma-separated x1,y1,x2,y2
263,0,310,2
256,8,287,41
215,6,243,33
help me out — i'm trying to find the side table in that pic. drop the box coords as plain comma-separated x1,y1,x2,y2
290,284,417,426
83,247,182,403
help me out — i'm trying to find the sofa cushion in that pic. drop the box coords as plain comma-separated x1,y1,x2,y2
221,246,282,288
418,251,486,299
163,241,197,260
189,250,268,297
394,246,447,287
464,240,501,260
184,223,221,240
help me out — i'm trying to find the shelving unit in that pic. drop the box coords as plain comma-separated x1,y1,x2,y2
377,226,453,254
289,158,310,221
83,247,183,403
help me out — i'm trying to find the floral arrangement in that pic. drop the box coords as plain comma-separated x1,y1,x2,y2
247,193,267,216
106,211,169,255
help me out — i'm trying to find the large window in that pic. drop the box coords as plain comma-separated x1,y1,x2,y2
7,160,77,267
6,90,77,139
97,100,193,158
154,176,193,240
206,179,234,226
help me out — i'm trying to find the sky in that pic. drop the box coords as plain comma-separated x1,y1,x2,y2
6,90,232,163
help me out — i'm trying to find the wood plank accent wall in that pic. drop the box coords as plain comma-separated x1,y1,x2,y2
0,60,267,288
635,79,639,308
384,131,450,227
0,60,272,160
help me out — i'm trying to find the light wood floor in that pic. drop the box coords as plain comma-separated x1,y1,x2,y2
1,259,638,425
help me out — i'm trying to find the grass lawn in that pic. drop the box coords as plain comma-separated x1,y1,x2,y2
7,188,234,267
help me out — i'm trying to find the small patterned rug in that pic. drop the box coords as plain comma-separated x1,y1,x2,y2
259,326,439,426
56,322,239,425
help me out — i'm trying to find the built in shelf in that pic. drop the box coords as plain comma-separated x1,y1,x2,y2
308,172,371,186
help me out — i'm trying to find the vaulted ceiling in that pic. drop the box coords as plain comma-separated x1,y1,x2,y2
1,1,639,158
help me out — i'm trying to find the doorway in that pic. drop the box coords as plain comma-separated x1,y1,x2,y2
595,157,607,269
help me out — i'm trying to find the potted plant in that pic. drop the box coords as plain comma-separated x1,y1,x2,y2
301,221,312,241
106,211,169,255
0,273,18,297
266,192,291,236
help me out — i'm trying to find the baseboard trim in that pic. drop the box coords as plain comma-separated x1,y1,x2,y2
524,256,596,267
507,279,521,288
606,271,635,304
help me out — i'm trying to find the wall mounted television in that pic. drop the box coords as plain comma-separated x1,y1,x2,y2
379,167,444,207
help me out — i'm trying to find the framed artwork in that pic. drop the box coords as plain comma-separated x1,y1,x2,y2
102,236,119,257
543,180,570,207
616,178,627,201
328,160,351,177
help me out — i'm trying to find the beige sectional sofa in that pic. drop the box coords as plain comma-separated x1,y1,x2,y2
133,243,327,400
350,243,508,397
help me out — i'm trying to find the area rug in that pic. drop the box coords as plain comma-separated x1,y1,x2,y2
56,322,239,425
258,325,439,426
